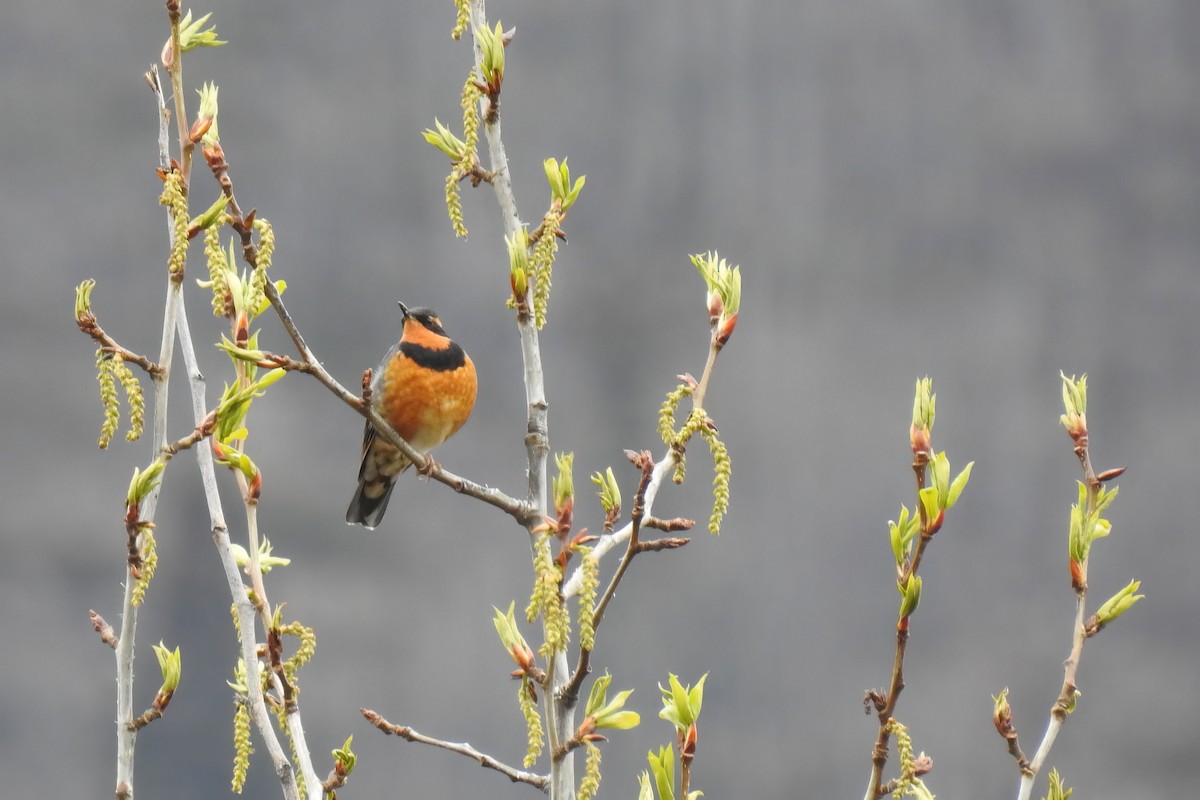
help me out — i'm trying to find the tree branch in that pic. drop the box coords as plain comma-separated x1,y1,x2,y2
1015,426,1101,800
174,304,305,800
361,709,550,793
113,50,183,800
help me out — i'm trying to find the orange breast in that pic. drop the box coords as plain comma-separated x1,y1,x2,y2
379,351,477,450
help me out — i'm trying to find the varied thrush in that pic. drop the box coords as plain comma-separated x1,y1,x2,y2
346,303,478,529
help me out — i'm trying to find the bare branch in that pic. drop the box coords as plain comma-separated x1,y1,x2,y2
361,709,550,792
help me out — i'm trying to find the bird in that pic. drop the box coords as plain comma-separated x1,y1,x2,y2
346,302,478,529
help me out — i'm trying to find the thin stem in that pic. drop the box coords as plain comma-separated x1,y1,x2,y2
1016,595,1087,800
362,709,550,792
115,56,186,800
562,456,676,600
692,342,720,411
589,457,653,631
175,304,303,800
1015,435,1097,800
465,2,572,794
862,453,931,800
164,2,193,182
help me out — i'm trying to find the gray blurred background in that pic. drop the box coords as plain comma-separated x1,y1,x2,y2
6,0,1197,797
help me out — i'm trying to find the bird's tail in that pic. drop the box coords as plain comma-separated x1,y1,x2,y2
345,476,397,530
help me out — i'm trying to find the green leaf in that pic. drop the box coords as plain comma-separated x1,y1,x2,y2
946,461,974,508
918,486,939,526
648,746,675,800
687,673,707,721
585,672,613,718
596,709,640,730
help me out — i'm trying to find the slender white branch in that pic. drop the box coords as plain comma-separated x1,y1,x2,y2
115,64,183,800
175,307,303,800
1016,595,1088,800
563,455,675,599
467,2,573,795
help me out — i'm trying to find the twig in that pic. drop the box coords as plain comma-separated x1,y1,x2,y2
186,107,325,794
565,453,662,699
462,2,580,793
692,341,720,412
1014,432,1101,800
361,709,550,792
562,454,676,600
175,302,304,800
75,315,164,378
589,453,654,632
114,49,184,800
862,450,932,800
163,1,193,183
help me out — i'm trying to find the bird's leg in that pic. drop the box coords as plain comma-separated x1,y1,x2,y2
416,454,440,477
359,369,374,410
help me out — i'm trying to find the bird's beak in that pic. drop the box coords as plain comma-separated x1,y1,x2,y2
397,301,410,319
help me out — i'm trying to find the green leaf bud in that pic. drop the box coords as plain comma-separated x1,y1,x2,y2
1094,579,1144,627
153,640,182,695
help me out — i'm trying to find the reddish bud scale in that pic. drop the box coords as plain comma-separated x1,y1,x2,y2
993,707,1013,737
189,116,213,143
202,141,226,170
682,722,698,757
910,424,931,455
1069,559,1087,592
715,312,738,346
235,311,250,347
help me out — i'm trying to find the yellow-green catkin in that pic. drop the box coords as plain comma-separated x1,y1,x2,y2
519,678,544,768
159,171,189,279
280,621,316,685
887,718,916,798
250,217,274,314
530,214,561,328
542,578,569,656
672,450,687,485
578,740,602,800
114,359,144,442
525,537,569,655
204,231,229,314
96,351,120,449
700,425,731,535
446,171,467,238
203,225,231,317
461,69,482,161
577,548,598,651
450,0,470,39
658,382,694,445
131,530,157,606
231,698,253,793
